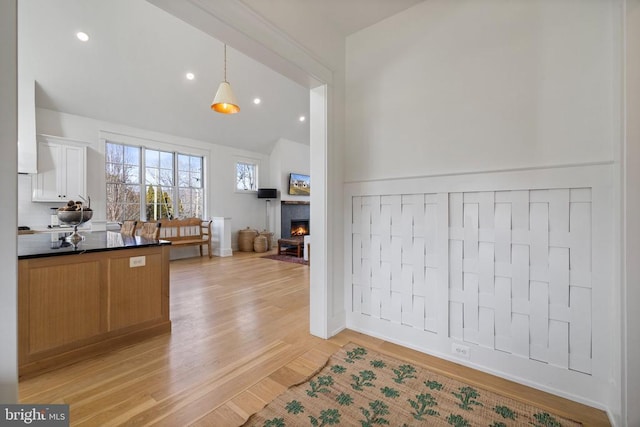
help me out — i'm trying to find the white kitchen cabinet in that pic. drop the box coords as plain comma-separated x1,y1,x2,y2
31,135,87,202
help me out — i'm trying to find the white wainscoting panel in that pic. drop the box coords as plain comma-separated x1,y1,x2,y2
352,188,592,373
345,164,614,408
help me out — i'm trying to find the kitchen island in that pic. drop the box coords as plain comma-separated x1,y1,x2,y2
18,231,171,378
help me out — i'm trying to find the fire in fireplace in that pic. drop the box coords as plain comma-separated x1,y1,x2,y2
291,219,310,236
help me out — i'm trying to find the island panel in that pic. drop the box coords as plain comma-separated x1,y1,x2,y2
108,251,163,331
27,259,102,353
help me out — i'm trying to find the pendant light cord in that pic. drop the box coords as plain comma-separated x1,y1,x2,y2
224,44,228,83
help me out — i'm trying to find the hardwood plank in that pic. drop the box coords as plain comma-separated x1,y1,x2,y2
19,250,609,426
190,404,245,427
245,377,288,405
228,391,271,419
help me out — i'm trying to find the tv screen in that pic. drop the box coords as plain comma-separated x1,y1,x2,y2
288,173,310,196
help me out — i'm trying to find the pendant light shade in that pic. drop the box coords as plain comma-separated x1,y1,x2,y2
211,44,240,114
211,81,240,114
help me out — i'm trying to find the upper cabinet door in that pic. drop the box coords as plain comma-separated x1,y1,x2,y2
31,136,87,203
31,140,62,201
61,144,86,202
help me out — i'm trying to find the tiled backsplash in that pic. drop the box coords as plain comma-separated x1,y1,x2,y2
18,174,61,227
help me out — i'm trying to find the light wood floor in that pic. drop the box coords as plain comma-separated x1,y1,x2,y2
19,251,609,426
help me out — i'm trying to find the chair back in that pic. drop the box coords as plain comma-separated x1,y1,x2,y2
140,222,161,240
120,220,137,236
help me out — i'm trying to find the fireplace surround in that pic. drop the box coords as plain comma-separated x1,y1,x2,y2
281,201,310,239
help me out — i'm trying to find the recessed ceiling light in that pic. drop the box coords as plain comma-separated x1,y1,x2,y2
299,115,306,122
186,72,195,80
76,32,89,42
253,98,261,105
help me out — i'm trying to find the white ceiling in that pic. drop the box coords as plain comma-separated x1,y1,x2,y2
238,0,426,70
19,0,423,154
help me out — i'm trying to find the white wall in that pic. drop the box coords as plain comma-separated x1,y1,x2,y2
271,138,310,203
22,108,273,252
624,1,640,425
269,138,310,238
346,0,615,182
345,0,622,421
0,0,18,403
209,142,272,250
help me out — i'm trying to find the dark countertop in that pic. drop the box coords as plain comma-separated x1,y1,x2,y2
18,230,170,260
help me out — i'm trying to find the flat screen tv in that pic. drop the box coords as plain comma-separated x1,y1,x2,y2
288,173,310,196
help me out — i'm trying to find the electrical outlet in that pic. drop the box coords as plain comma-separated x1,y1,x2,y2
129,256,146,268
451,343,470,359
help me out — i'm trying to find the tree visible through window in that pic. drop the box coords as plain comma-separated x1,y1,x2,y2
105,142,205,222
178,154,203,218
145,149,174,220
106,143,141,223
236,161,257,191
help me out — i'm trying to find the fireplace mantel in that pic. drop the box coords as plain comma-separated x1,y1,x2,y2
281,201,310,205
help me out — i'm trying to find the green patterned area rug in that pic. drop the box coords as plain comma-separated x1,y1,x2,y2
244,343,580,427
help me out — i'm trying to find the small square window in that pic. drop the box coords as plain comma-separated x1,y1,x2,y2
236,161,258,192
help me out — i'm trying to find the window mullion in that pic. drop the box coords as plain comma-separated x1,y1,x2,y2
140,147,146,221
172,151,178,219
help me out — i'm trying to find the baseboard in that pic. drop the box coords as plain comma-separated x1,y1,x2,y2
214,248,233,257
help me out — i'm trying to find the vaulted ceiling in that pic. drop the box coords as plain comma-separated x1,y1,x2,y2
19,0,424,153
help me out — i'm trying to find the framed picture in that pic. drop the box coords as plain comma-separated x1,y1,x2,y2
288,173,310,196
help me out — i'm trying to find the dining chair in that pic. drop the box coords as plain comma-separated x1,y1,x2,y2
120,220,137,236
139,221,161,240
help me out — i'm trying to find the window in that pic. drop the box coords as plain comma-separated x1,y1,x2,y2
105,142,205,222
177,154,203,218
236,161,258,192
145,149,174,220
106,143,141,223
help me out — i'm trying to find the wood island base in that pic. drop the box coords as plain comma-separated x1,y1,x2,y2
18,244,171,378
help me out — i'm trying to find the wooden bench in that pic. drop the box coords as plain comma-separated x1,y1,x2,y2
155,218,212,258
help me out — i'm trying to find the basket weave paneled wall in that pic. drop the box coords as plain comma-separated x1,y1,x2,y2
350,187,593,375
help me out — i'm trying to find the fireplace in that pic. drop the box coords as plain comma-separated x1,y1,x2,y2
291,219,309,236
281,201,310,238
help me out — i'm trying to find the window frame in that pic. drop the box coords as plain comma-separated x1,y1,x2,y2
234,157,259,194
144,147,177,221
104,138,207,223
105,142,143,224
176,152,204,219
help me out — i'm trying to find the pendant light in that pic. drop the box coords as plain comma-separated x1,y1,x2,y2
211,44,240,114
